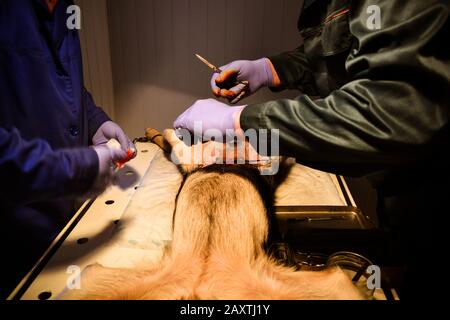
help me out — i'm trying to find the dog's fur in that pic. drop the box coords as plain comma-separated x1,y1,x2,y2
61,132,364,300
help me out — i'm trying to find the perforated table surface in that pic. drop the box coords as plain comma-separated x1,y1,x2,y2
9,141,367,300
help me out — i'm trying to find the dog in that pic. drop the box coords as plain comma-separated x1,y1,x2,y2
61,130,364,300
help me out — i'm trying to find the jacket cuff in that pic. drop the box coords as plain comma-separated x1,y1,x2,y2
239,103,272,157
240,103,268,131
268,53,318,96
268,54,292,92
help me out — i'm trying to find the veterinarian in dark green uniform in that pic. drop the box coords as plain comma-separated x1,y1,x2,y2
174,0,449,299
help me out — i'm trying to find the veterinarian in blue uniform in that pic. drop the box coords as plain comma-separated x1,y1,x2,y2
0,0,134,298
174,0,449,299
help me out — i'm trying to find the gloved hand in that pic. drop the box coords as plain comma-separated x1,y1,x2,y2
211,58,275,103
92,121,136,155
90,144,128,194
173,99,246,137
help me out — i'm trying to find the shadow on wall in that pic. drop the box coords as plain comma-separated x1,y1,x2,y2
105,0,304,138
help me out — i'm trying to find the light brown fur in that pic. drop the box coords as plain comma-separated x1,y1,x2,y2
62,163,364,300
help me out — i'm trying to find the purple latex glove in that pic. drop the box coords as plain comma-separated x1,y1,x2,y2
90,145,128,195
92,121,136,154
211,58,274,103
173,99,246,137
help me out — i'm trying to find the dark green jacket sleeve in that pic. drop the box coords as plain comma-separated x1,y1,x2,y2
269,45,319,96
241,0,450,176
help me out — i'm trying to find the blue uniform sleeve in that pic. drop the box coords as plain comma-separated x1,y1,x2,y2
84,88,111,143
0,127,99,206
